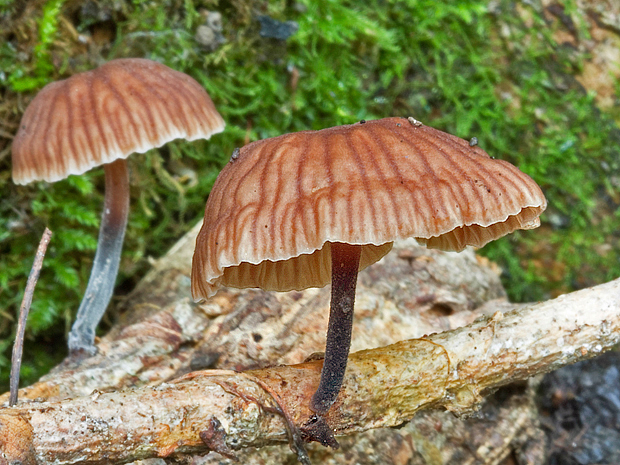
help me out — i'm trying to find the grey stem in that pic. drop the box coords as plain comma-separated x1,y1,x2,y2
68,159,129,354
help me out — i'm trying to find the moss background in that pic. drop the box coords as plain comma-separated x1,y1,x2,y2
0,0,619,391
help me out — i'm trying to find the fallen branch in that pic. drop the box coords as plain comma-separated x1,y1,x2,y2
0,234,506,406
0,277,618,464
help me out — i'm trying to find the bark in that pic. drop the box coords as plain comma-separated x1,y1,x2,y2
0,221,619,464
0,278,618,464
1,222,506,404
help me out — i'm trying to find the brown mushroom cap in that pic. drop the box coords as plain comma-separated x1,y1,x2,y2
12,58,225,184
191,117,546,299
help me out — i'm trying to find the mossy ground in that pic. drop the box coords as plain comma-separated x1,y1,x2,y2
0,0,618,390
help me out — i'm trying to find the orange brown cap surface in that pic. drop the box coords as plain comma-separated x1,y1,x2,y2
191,117,546,299
12,58,225,184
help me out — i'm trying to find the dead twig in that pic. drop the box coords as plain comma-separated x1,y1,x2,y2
236,372,311,464
174,370,311,464
9,227,52,406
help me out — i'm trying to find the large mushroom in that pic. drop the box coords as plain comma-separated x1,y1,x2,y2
191,116,546,445
12,58,225,354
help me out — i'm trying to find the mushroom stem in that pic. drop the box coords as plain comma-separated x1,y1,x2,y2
310,242,361,414
68,159,130,354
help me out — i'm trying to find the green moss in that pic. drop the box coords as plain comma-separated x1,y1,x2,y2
6,0,66,91
0,0,619,389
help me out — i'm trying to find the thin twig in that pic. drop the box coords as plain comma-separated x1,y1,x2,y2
174,370,311,464
237,372,311,465
9,227,52,406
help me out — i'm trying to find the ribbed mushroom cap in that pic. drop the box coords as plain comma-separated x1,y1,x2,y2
12,58,225,184
191,117,546,300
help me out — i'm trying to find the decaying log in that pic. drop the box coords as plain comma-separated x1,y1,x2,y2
0,272,618,463
0,222,507,404
1,221,618,464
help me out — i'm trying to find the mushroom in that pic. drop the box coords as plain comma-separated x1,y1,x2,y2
190,117,546,445
12,58,225,354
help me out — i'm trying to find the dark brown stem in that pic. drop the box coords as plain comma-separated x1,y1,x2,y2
9,227,52,406
310,242,361,414
68,158,130,354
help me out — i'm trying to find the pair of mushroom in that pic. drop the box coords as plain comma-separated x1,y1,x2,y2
13,59,546,448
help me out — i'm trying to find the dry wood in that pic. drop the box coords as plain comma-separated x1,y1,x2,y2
0,275,618,464
0,224,507,405
1,221,617,464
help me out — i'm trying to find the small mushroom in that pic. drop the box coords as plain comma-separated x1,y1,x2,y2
12,58,225,354
190,117,546,445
